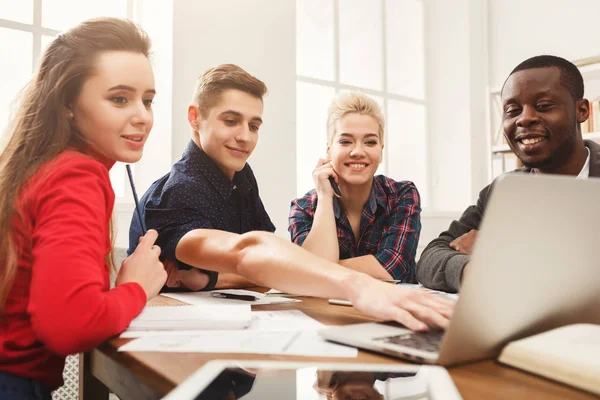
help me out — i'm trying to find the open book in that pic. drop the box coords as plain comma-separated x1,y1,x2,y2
498,324,600,396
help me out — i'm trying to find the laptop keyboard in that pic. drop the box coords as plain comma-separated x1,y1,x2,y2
374,330,444,352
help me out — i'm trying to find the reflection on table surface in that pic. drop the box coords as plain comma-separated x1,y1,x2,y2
194,367,429,400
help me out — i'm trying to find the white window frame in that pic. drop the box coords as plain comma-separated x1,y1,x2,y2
0,0,138,83
0,0,173,211
295,0,431,209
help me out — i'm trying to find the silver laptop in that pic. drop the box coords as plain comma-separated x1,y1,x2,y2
320,173,600,366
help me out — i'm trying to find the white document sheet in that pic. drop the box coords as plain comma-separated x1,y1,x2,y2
118,329,358,358
124,304,251,332
120,310,324,338
248,310,324,331
162,289,301,306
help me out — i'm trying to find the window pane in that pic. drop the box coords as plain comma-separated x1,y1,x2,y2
40,34,56,61
296,82,335,197
0,28,32,135
296,0,334,81
387,100,428,206
134,0,173,196
110,163,126,199
339,0,383,90
42,0,127,31
0,0,33,24
386,0,425,99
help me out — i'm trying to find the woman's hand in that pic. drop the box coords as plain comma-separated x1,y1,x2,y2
313,157,339,198
116,229,167,300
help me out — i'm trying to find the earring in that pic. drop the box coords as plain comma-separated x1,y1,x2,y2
67,111,74,119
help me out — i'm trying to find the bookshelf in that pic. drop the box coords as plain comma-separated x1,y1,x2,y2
487,58,600,179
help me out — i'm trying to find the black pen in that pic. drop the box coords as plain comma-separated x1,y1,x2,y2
211,292,258,302
328,176,342,198
126,164,147,234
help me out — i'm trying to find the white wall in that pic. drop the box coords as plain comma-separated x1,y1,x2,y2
409,0,489,254
488,0,600,89
416,211,459,260
426,0,489,210
171,0,296,237
135,0,174,194
114,0,174,248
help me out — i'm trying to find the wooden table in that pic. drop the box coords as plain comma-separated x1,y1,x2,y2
80,290,596,400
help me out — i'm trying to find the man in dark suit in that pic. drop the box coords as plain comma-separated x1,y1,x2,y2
417,55,600,292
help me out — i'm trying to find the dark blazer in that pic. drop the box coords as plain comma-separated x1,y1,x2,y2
416,140,600,292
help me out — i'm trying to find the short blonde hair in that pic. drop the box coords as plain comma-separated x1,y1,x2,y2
326,91,385,145
191,64,267,118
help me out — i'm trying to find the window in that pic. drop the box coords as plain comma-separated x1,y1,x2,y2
295,0,428,207
0,0,172,203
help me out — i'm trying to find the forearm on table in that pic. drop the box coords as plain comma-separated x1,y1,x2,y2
339,255,392,280
300,197,339,261
416,237,469,292
215,272,255,289
176,229,370,300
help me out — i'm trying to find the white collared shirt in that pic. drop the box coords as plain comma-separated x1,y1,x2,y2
532,147,590,179
576,147,591,179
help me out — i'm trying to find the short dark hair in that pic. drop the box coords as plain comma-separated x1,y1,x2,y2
504,55,584,100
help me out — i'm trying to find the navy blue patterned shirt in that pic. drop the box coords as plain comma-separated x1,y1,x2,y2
128,140,275,277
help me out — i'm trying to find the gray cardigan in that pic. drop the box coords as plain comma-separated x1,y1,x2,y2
416,140,600,293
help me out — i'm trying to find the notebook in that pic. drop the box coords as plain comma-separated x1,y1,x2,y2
498,324,600,396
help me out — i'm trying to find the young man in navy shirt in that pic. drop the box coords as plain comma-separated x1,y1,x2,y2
128,64,453,331
129,64,274,291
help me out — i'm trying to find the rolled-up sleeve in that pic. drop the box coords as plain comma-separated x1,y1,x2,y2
288,198,315,246
145,206,213,264
373,184,421,282
143,204,218,291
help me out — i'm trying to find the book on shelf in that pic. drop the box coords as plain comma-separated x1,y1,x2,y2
581,99,600,134
498,324,600,396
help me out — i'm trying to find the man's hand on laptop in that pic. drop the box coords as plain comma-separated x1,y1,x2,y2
164,259,210,291
348,278,455,332
449,229,478,255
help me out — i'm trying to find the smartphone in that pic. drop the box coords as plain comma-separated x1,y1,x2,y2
328,176,342,197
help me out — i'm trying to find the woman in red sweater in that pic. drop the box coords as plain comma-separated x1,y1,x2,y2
0,18,167,398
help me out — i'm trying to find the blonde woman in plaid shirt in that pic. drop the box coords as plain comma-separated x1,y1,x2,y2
289,91,421,283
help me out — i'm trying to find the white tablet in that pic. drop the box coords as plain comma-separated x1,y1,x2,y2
162,360,462,400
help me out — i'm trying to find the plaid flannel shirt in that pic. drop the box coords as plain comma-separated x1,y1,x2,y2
288,175,421,282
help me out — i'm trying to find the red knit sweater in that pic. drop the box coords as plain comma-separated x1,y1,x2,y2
0,151,147,391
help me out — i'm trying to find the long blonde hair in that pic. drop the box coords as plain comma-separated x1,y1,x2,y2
0,17,151,311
